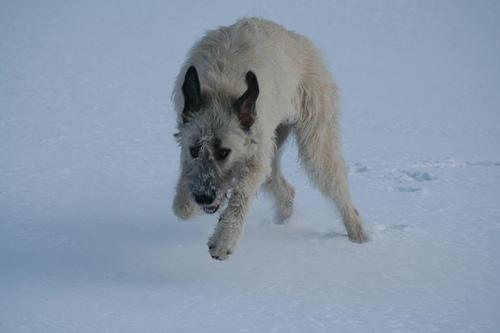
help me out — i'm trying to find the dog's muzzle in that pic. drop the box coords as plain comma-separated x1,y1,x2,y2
193,193,221,214
202,204,220,214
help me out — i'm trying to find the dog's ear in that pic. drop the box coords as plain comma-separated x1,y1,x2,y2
182,66,202,123
234,71,259,130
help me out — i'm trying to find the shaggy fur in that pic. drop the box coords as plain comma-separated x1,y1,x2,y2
172,18,368,260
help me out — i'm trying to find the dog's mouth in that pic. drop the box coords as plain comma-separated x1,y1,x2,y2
202,204,220,214
197,188,232,215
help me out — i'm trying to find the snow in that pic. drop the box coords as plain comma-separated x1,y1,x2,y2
1,1,500,332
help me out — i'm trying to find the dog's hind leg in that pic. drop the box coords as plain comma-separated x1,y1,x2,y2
264,124,295,223
294,83,368,242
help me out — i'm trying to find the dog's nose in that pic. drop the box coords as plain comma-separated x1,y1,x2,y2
194,194,215,205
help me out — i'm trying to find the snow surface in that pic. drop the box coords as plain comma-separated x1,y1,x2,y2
1,1,500,332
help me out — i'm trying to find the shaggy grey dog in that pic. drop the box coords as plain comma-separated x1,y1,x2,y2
172,18,368,260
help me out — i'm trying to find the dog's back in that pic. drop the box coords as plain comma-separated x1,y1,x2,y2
173,17,335,131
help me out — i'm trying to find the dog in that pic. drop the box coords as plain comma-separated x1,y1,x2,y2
172,18,368,260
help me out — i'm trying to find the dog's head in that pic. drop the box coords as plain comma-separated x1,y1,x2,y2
175,66,259,214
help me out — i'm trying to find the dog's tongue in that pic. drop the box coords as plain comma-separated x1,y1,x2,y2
203,205,219,214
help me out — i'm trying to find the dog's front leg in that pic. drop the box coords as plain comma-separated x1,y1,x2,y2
207,160,263,260
172,169,200,220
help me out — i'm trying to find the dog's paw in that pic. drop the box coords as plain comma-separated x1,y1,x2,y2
275,198,294,224
347,226,369,243
173,197,199,220
207,228,239,260
346,209,369,243
348,231,369,243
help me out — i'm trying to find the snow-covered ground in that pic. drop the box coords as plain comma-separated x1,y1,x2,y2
1,1,499,332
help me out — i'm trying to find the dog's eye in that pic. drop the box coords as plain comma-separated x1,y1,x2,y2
216,148,231,160
189,146,200,158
